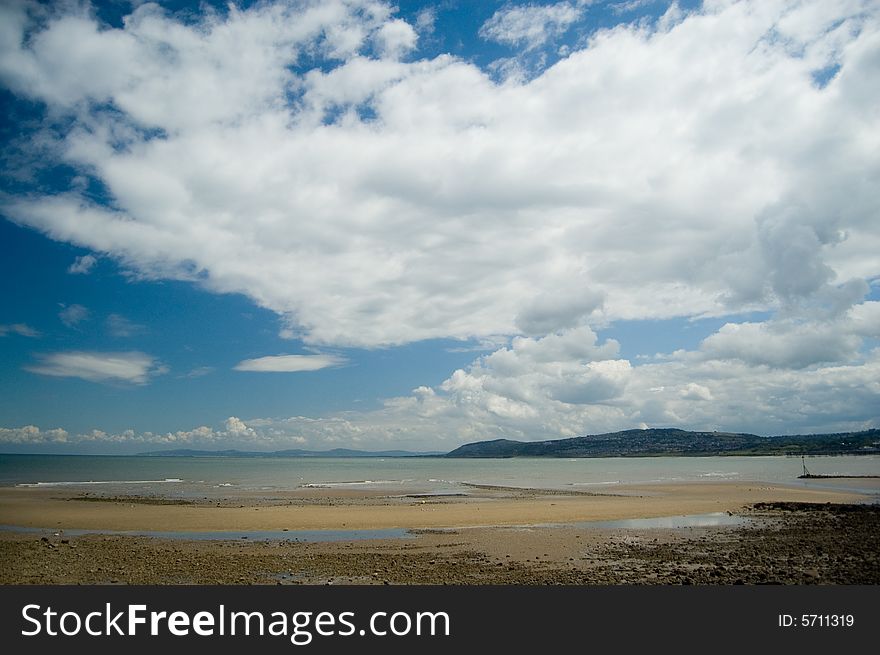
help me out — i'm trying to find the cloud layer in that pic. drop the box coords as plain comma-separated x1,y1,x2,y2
479,1,587,50
1,0,876,349
58,304,89,328
234,353,346,372
0,323,39,337
67,254,96,274
0,1,878,448
24,351,167,384
5,309,878,450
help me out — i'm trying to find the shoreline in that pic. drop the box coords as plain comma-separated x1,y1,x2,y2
1,502,877,585
0,481,870,532
2,481,877,585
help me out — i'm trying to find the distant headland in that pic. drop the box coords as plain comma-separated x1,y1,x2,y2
444,428,880,458
137,427,880,458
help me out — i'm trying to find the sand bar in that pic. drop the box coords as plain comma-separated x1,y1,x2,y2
0,481,867,532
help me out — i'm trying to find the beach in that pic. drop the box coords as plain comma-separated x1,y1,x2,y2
0,480,871,531
2,480,878,584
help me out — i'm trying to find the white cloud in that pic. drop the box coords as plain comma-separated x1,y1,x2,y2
68,254,97,274
0,425,68,444
374,18,417,59
698,297,880,369
181,366,214,379
230,312,880,447
479,2,587,50
699,320,861,369
680,382,713,401
0,0,878,447
0,417,271,448
58,304,89,328
515,288,604,335
105,313,145,338
612,0,657,15
224,416,257,439
848,300,880,338
248,333,878,449
233,353,346,372
1,0,875,349
414,7,435,34
24,351,167,384
0,323,39,337
4,316,878,450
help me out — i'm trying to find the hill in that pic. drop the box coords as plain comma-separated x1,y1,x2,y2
445,428,880,458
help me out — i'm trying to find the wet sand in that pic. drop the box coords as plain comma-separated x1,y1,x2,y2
0,481,865,531
1,482,877,585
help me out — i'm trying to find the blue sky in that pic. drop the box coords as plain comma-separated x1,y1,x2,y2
1,0,878,453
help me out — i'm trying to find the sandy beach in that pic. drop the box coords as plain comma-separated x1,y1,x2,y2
1,480,878,584
0,480,871,531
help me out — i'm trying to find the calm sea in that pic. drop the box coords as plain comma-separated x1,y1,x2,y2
1,454,878,499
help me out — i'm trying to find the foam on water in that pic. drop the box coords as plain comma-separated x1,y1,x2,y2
301,479,409,489
3,454,878,497
16,478,185,487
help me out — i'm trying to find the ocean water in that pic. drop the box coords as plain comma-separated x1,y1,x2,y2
1,453,878,499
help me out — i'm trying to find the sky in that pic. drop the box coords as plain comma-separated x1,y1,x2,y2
0,0,878,454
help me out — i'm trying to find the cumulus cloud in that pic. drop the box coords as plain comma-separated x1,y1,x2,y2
848,300,880,338
224,416,257,439
233,311,880,446
698,298,880,369
10,320,875,450
699,320,861,369
680,382,713,401
515,288,604,335
233,353,346,372
374,18,417,59
68,254,97,274
479,2,587,50
256,332,878,448
0,323,39,337
58,304,89,328
24,351,167,384
414,7,435,34
0,1,874,348
0,425,68,444
0,416,271,448
5,301,879,451
0,0,878,447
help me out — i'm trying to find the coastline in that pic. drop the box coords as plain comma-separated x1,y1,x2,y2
1,480,878,585
0,480,869,532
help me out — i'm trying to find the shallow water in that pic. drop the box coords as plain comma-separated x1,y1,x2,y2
0,512,749,542
2,453,878,498
0,523,412,542
574,512,750,530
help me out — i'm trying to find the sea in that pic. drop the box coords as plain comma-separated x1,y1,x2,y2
2,453,879,500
